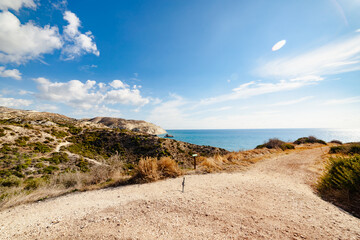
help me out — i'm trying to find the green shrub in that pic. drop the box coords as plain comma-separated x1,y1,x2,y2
0,175,22,187
24,178,43,190
349,145,360,155
329,146,346,154
32,142,52,153
294,136,327,145
15,136,30,146
318,155,360,193
256,138,295,151
76,158,90,172
43,165,59,174
330,140,343,144
0,128,5,137
280,143,295,150
329,143,360,155
68,126,82,135
51,129,68,139
44,152,69,164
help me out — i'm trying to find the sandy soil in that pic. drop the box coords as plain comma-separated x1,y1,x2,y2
1,146,359,240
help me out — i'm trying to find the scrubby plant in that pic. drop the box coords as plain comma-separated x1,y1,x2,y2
68,126,82,135
42,165,59,174
318,155,360,202
157,157,181,178
136,157,159,181
293,136,327,145
0,128,6,137
24,178,43,190
329,143,360,155
256,138,295,151
32,142,52,153
76,158,90,172
330,140,343,144
0,175,22,187
51,129,68,139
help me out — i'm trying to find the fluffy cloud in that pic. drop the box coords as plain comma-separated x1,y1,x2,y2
61,11,99,60
34,78,149,110
109,80,128,89
0,66,22,80
0,11,62,64
0,0,36,11
105,89,149,106
0,8,99,64
0,97,32,107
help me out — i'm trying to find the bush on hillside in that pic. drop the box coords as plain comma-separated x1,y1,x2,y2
330,140,343,144
256,138,295,151
293,136,327,145
329,143,360,155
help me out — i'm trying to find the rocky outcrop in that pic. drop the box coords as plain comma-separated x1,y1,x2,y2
86,117,166,135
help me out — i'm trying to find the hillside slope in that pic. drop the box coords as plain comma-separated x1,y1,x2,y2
1,146,359,239
85,116,166,135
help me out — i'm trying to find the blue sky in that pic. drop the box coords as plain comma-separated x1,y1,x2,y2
0,0,359,129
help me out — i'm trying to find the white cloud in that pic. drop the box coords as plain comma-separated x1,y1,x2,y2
0,0,36,11
270,96,313,106
0,66,21,80
272,40,286,51
109,80,128,89
34,78,149,110
0,11,62,64
19,90,33,95
147,94,188,128
323,96,360,105
105,89,149,106
35,104,59,112
72,105,121,118
34,77,101,109
61,11,99,60
260,34,360,78
0,97,32,107
199,76,322,106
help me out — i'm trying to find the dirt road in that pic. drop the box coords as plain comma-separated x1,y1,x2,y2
1,147,359,239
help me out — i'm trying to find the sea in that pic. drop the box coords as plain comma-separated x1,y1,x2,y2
159,128,360,151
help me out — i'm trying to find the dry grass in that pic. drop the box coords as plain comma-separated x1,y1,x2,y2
135,156,182,182
158,157,181,178
136,157,159,181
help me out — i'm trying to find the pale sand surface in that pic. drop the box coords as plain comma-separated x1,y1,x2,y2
1,147,360,239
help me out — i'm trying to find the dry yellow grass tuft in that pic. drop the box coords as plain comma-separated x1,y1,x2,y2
135,156,182,182
158,157,182,178
137,157,159,181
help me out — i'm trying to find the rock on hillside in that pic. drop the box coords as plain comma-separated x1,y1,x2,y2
86,117,166,135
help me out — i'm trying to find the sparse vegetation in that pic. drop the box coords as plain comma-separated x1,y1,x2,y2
329,143,360,155
318,155,360,217
256,138,295,151
293,136,327,145
134,156,181,182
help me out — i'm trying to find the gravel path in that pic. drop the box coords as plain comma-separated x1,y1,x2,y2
1,147,359,239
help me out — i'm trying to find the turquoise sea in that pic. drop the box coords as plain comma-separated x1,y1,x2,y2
159,129,360,151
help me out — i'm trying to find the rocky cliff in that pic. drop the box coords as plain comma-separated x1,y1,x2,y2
85,117,167,135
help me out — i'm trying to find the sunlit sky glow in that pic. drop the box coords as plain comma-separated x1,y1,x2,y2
0,0,359,129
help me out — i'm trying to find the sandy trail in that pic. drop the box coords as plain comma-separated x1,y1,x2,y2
1,147,359,239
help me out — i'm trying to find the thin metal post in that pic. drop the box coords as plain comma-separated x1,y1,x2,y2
182,177,185,193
